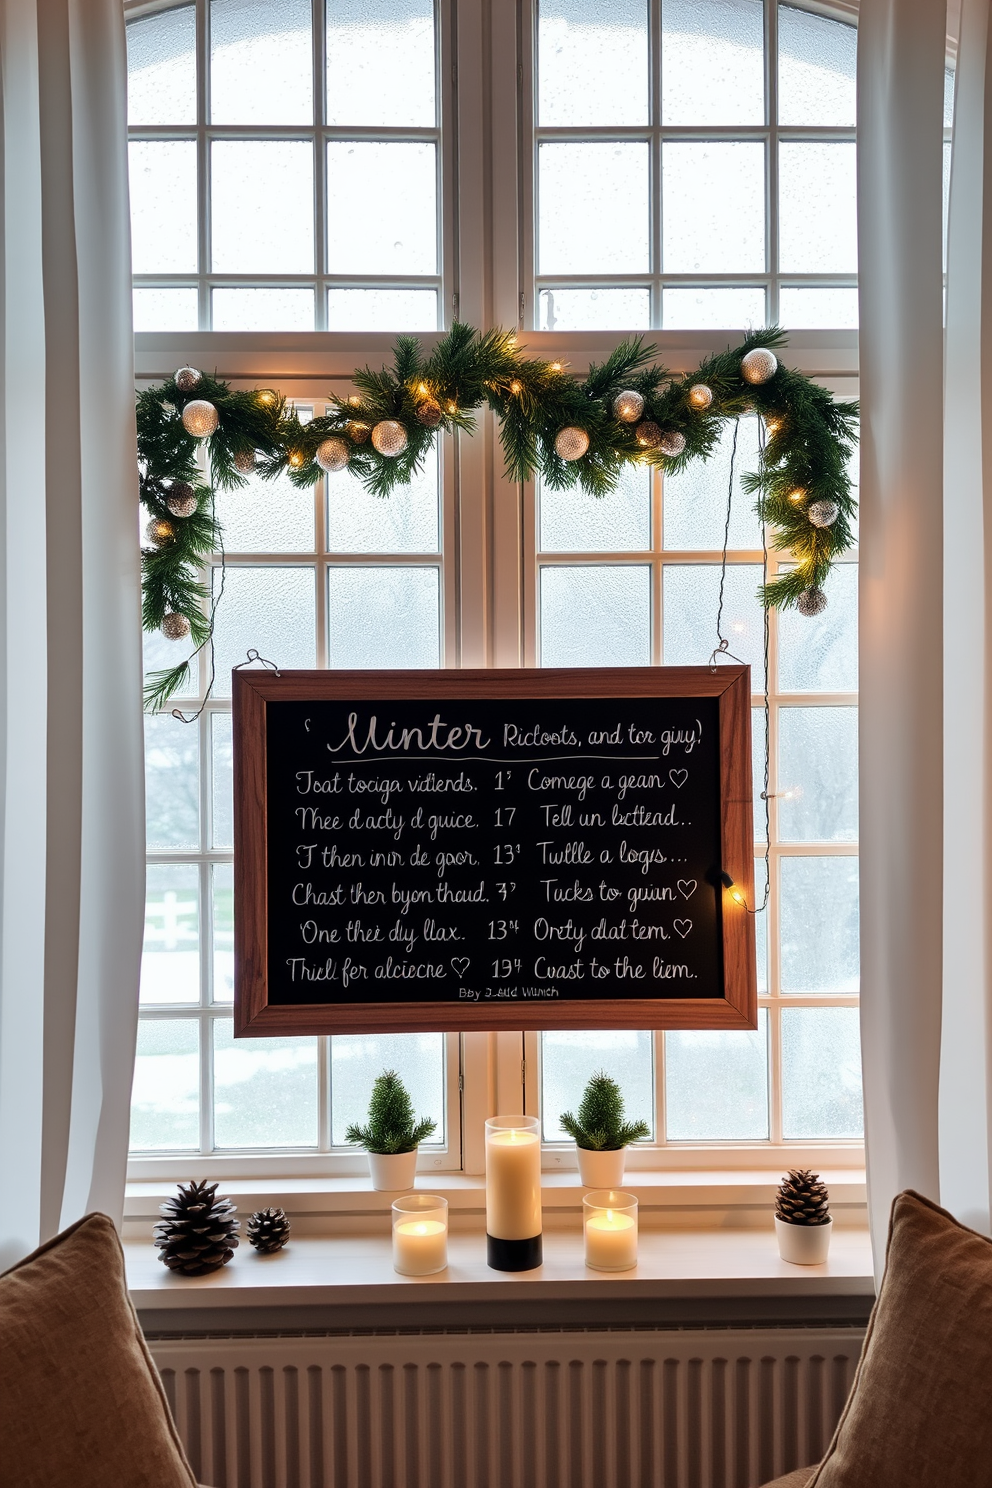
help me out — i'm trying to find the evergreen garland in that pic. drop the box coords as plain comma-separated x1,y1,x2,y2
137,327,858,708
559,1071,651,1151
344,1068,438,1155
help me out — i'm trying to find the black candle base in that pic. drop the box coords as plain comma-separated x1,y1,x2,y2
487,1233,543,1272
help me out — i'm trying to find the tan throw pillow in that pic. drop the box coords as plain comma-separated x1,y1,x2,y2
0,1211,197,1488
811,1190,992,1487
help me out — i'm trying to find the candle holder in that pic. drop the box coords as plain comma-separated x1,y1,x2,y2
583,1190,638,1272
485,1115,543,1271
391,1194,448,1276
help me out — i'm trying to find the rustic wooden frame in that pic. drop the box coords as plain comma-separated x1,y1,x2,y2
234,666,756,1035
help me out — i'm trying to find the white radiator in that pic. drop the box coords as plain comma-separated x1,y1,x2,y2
150,1328,862,1488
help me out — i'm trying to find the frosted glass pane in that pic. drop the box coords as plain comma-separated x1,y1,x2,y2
663,564,766,688
662,287,766,330
326,444,439,553
129,141,197,273
539,288,651,331
945,66,955,127
213,863,235,1004
666,1010,768,1140
662,0,764,125
331,1033,445,1146
130,1020,199,1151
540,1031,654,1143
212,567,316,697
144,621,198,697
211,142,314,272
141,865,200,1006
540,464,650,552
212,289,314,331
211,713,233,850
754,856,768,992
780,143,857,273
328,567,440,667
540,566,651,666
778,563,857,692
664,415,763,550
538,0,648,126
327,289,438,330
663,143,765,272
213,1021,318,1147
145,714,199,849
210,0,312,124
779,6,856,127
778,707,858,843
780,287,858,329
539,143,649,274
327,0,435,128
327,142,436,273
752,706,767,842
133,288,199,333
781,856,859,993
214,466,315,552
782,1007,863,1139
127,5,196,125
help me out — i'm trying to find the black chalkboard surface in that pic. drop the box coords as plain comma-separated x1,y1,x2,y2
234,668,756,1035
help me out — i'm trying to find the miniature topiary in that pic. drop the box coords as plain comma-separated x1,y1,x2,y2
345,1069,438,1155
559,1071,650,1151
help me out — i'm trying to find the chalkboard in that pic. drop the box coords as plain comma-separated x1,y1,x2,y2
233,668,756,1035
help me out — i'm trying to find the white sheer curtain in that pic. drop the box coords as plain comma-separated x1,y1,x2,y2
0,0,143,1268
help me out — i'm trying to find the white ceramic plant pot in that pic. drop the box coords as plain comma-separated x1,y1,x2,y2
576,1147,627,1189
368,1150,419,1192
775,1215,832,1264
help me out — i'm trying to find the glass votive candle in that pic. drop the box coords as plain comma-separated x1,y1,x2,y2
392,1194,448,1276
583,1190,638,1272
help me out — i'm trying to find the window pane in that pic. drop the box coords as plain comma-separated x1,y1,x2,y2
326,445,439,554
145,714,199,849
754,856,769,992
662,287,767,330
778,6,856,128
130,1020,199,1151
538,0,648,127
752,706,767,842
330,1033,445,1147
212,567,317,697
211,142,314,272
779,143,857,274
539,143,649,274
778,563,857,692
780,287,858,330
213,1021,318,1148
663,143,765,273
211,713,233,850
210,0,312,124
663,564,766,689
133,287,199,333
129,141,197,273
782,1007,863,1139
664,415,763,550
327,288,439,331
327,567,440,667
327,141,436,274
327,0,435,128
213,863,235,1004
666,1010,769,1139
540,566,651,666
780,856,859,993
214,465,315,552
127,4,196,125
778,706,858,843
540,464,650,553
144,619,198,698
538,288,651,332
141,865,200,1006
662,0,764,125
540,1031,654,1142
212,288,315,332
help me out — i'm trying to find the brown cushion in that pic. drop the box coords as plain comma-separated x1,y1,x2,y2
760,1473,817,1488
810,1190,992,1487
0,1211,197,1488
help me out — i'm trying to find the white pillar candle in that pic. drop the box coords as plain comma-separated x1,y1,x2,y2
392,1195,448,1276
583,1191,638,1271
486,1121,542,1239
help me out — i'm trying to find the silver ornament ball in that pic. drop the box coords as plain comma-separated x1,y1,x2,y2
741,348,778,385
233,448,256,475
415,398,443,429
146,517,175,548
807,499,839,528
613,390,645,424
175,365,201,393
687,383,714,410
181,399,219,439
554,426,590,461
371,419,408,458
658,430,686,457
161,612,191,640
316,437,351,473
166,483,197,518
635,420,663,450
797,588,828,617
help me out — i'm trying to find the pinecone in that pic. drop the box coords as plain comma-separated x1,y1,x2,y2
775,1168,831,1227
247,1207,291,1254
154,1180,240,1275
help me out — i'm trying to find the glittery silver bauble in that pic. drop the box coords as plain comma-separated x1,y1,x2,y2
316,437,350,473
415,398,443,428
166,483,197,518
658,430,686,457
554,426,590,461
181,399,219,439
233,448,256,475
161,612,191,640
146,518,175,548
348,420,371,445
807,499,839,528
635,420,663,449
687,383,714,410
175,366,201,392
371,420,408,458
613,390,645,423
797,588,828,617
741,348,778,385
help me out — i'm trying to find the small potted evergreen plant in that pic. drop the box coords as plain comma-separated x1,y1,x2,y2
345,1069,438,1192
560,1071,650,1187
774,1168,832,1264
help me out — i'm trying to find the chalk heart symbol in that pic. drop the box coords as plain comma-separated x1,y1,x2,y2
451,957,471,979
673,919,692,939
669,768,689,788
677,879,697,900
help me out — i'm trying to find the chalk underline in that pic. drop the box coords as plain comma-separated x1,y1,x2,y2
320,754,664,765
